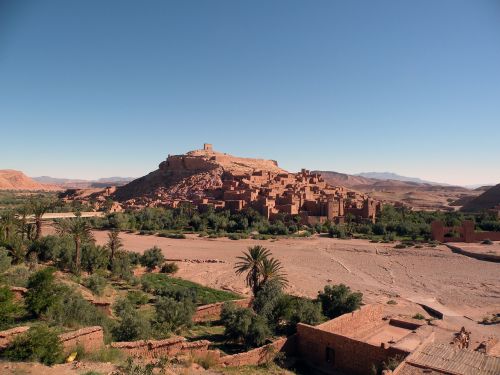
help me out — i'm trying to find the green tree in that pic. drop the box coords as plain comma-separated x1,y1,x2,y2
106,229,123,269
234,245,271,296
220,302,253,343
54,214,94,273
259,257,288,290
25,268,59,316
0,210,18,242
153,296,194,333
0,286,23,329
30,196,54,240
139,246,165,271
317,284,363,319
0,246,12,273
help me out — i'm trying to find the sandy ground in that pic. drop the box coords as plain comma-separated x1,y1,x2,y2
91,232,500,321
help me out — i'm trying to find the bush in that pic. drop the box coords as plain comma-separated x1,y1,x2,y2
111,251,134,280
139,246,165,271
112,299,151,341
413,313,425,320
286,298,324,327
482,239,494,245
253,280,285,327
0,286,23,329
0,246,12,273
45,286,113,332
245,315,271,348
126,290,150,306
153,296,195,333
81,244,109,274
25,267,59,316
1,264,32,287
84,273,108,296
160,262,179,274
220,302,253,343
2,325,63,365
318,284,363,319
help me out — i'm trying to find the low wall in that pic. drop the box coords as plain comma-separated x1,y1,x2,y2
192,298,252,323
111,337,210,361
296,323,408,375
0,326,30,350
58,326,104,353
446,244,500,263
0,326,104,354
218,336,296,367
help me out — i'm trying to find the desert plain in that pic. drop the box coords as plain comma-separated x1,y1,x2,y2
89,230,500,340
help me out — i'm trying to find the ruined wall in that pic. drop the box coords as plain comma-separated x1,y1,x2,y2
296,323,408,375
0,326,104,354
432,220,500,243
316,305,384,336
0,326,30,350
192,298,252,323
218,336,296,367
58,326,104,353
111,337,210,361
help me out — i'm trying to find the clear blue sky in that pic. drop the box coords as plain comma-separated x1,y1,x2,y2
1,0,499,185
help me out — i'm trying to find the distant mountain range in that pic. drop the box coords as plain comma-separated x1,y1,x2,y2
355,172,448,186
0,170,60,191
32,176,136,188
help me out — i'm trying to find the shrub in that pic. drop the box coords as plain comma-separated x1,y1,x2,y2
45,286,113,332
111,251,134,280
126,290,150,306
245,315,271,348
286,298,324,327
139,246,165,271
160,262,179,274
81,244,109,274
112,299,151,341
153,296,195,333
387,300,397,305
220,302,253,343
25,267,59,316
318,284,363,319
253,280,285,327
482,239,493,245
2,325,63,365
0,246,12,273
413,313,425,320
2,264,32,287
0,286,23,329
84,273,108,296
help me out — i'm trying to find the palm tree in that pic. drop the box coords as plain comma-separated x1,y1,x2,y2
30,196,54,240
0,210,18,242
106,229,123,269
54,214,94,273
234,245,271,296
8,239,27,265
16,203,31,241
259,257,288,290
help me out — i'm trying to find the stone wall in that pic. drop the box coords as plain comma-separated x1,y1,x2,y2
58,326,104,353
432,220,500,243
316,305,384,336
192,298,252,323
0,326,104,354
296,323,408,375
218,336,296,367
111,337,210,361
0,326,30,350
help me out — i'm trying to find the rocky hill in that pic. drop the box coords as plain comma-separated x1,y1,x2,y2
461,183,500,212
33,176,135,189
112,146,286,206
0,170,60,191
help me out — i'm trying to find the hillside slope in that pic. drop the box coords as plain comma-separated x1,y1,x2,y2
0,170,60,191
461,183,500,212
